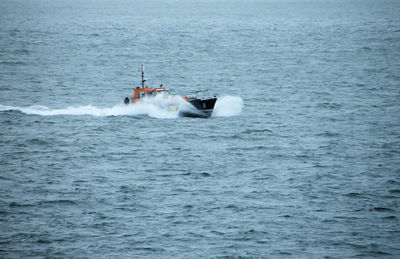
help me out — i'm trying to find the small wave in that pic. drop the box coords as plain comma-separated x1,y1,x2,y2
242,128,272,134
8,202,34,208
382,215,396,220
28,138,51,146
344,192,362,198
373,207,393,212
37,199,77,206
0,61,27,66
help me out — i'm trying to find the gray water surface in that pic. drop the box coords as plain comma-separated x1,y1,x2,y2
1,0,400,258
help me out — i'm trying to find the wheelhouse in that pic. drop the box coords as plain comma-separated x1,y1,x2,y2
131,87,171,102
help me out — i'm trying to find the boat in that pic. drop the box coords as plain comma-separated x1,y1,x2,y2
124,65,217,118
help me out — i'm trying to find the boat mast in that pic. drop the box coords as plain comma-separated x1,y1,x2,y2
141,64,145,88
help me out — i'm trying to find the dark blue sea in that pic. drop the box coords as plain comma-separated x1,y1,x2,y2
1,0,400,258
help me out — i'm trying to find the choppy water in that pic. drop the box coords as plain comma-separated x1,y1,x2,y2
1,0,400,258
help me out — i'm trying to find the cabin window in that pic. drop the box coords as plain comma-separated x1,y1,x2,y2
138,91,154,98
157,90,170,96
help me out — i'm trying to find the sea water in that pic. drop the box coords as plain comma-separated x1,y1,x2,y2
1,0,399,258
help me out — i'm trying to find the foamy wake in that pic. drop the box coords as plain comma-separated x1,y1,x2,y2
0,96,243,119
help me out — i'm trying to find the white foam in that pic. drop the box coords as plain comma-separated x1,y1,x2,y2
0,95,243,119
0,100,179,119
212,96,243,117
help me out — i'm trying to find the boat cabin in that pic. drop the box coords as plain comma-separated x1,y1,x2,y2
124,65,191,105
131,87,171,103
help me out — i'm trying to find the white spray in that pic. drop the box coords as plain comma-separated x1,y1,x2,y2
212,96,243,117
0,95,243,119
